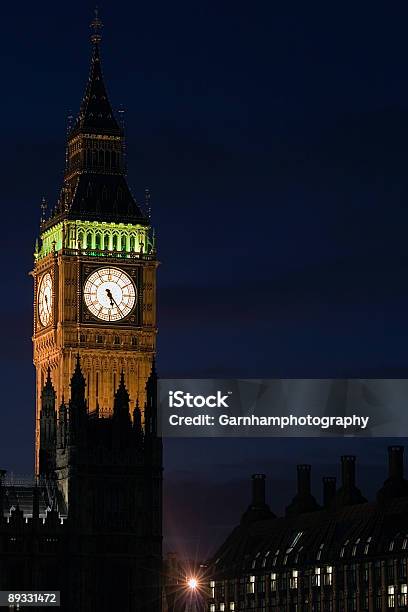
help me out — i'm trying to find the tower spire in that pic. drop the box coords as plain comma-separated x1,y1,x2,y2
73,9,120,136
90,7,103,45
39,6,148,228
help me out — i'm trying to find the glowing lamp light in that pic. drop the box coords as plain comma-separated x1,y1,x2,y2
187,577,198,590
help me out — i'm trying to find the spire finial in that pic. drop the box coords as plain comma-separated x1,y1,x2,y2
90,6,103,45
40,196,47,224
145,189,151,220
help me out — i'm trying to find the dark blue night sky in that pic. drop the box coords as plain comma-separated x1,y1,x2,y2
1,1,408,558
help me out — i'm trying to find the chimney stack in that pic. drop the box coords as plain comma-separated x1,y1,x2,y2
377,446,408,503
341,455,356,488
252,474,266,507
241,474,274,524
286,464,320,516
323,476,336,509
388,446,404,480
333,455,366,508
297,465,311,496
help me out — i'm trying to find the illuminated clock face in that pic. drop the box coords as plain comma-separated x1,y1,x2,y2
84,267,136,322
38,272,53,327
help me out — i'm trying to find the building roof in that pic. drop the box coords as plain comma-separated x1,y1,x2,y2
211,498,408,577
1,482,67,520
71,43,121,137
209,448,408,577
66,173,146,224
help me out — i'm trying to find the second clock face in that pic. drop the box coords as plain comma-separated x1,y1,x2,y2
84,267,136,322
38,272,53,327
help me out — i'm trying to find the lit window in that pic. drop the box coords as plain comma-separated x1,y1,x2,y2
271,573,277,591
261,551,270,568
325,566,333,586
313,567,321,587
290,570,298,589
295,546,303,564
210,581,215,599
247,576,255,594
252,552,261,569
388,585,395,608
220,604,225,611
285,532,304,563
291,532,304,548
364,537,372,555
229,604,235,611
400,584,408,606
210,605,215,612
352,538,360,557
340,539,349,558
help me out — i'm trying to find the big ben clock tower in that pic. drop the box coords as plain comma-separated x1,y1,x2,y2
32,13,157,471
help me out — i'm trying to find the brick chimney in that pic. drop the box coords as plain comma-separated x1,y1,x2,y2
286,465,320,516
252,474,266,507
341,455,356,488
377,445,408,503
241,474,275,524
388,446,404,480
322,476,336,509
333,455,366,508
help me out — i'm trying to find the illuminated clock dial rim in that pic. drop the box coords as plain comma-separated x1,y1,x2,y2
38,272,53,327
84,267,136,322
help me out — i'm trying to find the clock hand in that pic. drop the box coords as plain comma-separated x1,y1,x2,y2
105,288,118,308
44,294,50,313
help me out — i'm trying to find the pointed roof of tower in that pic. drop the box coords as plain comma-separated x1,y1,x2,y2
70,353,86,390
113,370,131,418
41,9,151,230
72,11,121,136
41,367,55,399
115,370,130,403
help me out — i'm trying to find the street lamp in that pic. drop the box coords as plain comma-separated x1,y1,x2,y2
187,577,198,591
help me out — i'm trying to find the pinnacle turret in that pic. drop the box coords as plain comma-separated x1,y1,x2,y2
113,371,131,422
